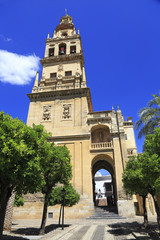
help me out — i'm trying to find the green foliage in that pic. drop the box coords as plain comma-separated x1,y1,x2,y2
144,128,160,156
0,112,47,196
0,111,74,235
0,111,72,198
122,155,148,196
40,144,72,194
14,194,24,207
123,151,160,196
123,127,160,227
39,142,72,233
135,93,160,138
142,128,160,194
0,112,54,237
48,184,80,207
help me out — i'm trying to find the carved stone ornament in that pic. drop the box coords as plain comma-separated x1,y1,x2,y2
58,74,62,80
75,72,80,77
58,64,63,72
62,104,71,119
42,105,51,121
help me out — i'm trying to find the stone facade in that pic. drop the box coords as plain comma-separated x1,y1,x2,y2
14,13,138,219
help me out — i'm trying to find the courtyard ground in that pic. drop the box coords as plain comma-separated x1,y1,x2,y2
2,215,160,240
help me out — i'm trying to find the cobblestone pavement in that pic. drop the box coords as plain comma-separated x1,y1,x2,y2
2,216,160,240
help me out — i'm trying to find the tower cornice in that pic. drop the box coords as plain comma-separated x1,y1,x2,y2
46,34,81,43
41,52,84,67
27,87,93,112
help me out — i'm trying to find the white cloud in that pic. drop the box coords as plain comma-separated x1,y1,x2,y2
0,34,12,42
0,50,40,85
95,171,102,176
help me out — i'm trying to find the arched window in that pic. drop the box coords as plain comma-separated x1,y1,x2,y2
59,43,66,55
70,45,76,54
49,48,54,57
61,32,68,37
91,126,110,143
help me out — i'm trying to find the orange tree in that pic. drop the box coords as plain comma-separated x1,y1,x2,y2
122,155,149,227
38,143,72,234
0,113,47,239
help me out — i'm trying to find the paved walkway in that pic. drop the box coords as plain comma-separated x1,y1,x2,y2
2,209,160,240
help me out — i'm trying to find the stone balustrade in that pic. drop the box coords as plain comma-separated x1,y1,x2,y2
88,112,110,118
63,75,75,81
46,77,57,82
45,75,75,82
91,141,113,150
34,84,77,93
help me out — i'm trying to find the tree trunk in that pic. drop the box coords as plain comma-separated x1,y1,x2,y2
142,195,148,228
150,192,160,229
39,192,49,235
58,205,62,226
4,191,15,231
0,188,11,240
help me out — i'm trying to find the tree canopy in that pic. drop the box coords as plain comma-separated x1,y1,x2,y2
135,93,160,138
144,127,160,156
0,112,48,239
122,155,149,227
122,155,148,196
49,183,80,207
123,128,160,228
39,142,72,234
0,113,43,196
0,111,76,237
123,152,160,197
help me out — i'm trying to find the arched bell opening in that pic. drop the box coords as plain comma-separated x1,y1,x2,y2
92,156,117,212
59,43,66,55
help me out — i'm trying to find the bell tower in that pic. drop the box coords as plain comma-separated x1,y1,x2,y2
27,14,95,217
27,13,92,136
26,13,137,219
40,13,87,91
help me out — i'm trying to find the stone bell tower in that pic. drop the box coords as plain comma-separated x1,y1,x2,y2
25,13,138,219
27,13,95,217
27,13,92,134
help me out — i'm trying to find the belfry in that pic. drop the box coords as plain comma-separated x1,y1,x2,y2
25,13,137,218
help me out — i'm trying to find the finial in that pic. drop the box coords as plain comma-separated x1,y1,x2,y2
82,67,86,82
112,106,114,110
33,71,39,87
117,104,120,110
78,28,80,34
47,32,50,38
65,9,67,16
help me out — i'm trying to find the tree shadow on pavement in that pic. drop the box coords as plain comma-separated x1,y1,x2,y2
2,235,28,240
11,224,70,235
108,222,160,240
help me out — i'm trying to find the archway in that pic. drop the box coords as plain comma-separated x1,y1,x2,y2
92,155,117,211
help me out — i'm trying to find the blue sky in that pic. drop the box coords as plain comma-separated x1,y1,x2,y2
0,0,160,155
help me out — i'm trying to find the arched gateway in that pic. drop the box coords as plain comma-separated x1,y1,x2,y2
14,13,138,220
91,155,117,209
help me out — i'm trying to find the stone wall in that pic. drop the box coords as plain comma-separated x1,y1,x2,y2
13,198,94,220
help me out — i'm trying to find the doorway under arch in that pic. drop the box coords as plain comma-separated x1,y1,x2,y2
92,157,117,211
